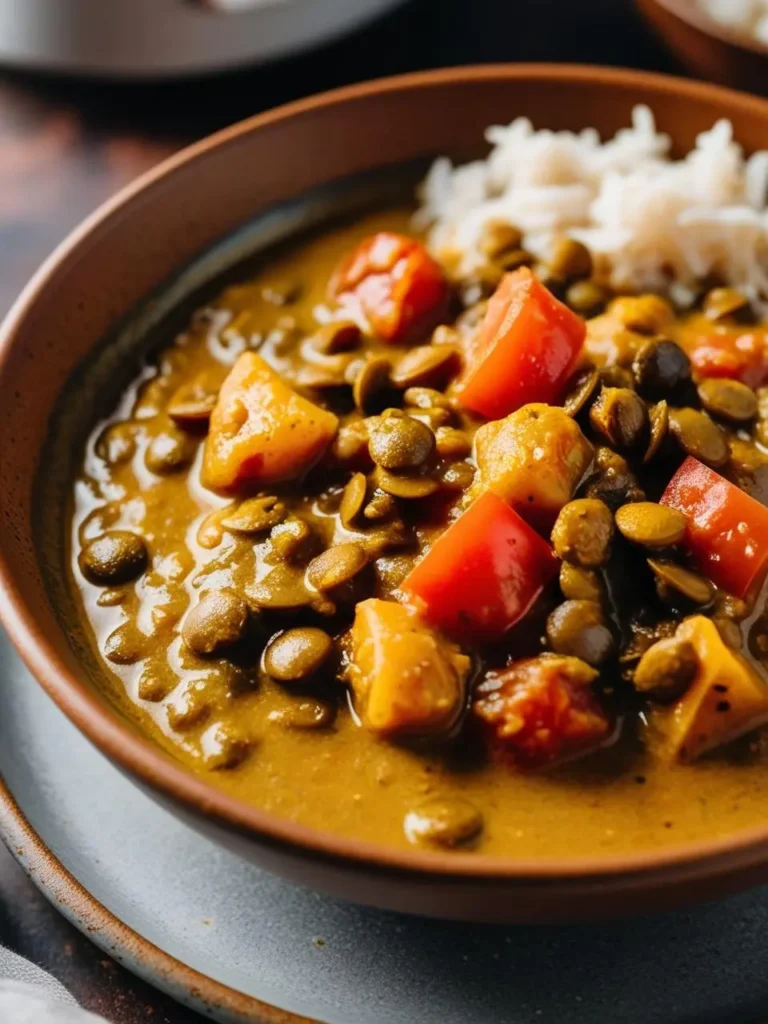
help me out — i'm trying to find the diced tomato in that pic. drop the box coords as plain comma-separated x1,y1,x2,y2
473,655,609,768
401,491,558,641
329,232,448,344
455,267,585,420
661,456,768,600
687,331,768,389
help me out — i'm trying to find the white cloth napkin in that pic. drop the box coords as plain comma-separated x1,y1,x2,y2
0,945,108,1022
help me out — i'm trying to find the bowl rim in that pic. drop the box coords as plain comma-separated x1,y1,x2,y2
7,62,768,885
643,0,768,57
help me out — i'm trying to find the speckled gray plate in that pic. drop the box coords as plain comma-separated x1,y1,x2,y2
2,625,768,1024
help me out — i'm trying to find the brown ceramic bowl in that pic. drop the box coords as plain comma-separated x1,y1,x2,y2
637,0,768,91
7,65,768,924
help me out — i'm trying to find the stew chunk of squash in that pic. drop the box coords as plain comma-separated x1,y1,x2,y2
202,352,338,493
652,616,768,762
472,404,593,529
347,599,469,740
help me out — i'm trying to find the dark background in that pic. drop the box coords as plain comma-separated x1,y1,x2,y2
0,0,684,1020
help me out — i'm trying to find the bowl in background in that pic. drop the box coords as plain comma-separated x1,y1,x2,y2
636,0,768,91
6,66,768,922
0,0,408,77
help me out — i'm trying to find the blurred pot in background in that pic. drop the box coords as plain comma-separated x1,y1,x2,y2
0,0,407,77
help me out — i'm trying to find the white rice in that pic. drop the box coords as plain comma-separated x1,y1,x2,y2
415,106,768,310
698,0,768,46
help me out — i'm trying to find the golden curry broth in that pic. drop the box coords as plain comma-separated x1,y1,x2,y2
71,207,768,858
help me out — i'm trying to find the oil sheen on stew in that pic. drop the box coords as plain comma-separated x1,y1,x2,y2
70,208,768,858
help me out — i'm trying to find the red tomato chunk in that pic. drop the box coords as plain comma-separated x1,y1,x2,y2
329,232,448,344
456,267,585,420
661,456,768,601
402,491,558,641
474,656,610,768
688,331,768,389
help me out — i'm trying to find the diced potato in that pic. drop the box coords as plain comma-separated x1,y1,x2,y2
584,295,674,367
472,404,593,528
347,598,470,740
202,352,338,493
726,438,768,507
585,317,646,369
607,294,675,335
651,616,768,762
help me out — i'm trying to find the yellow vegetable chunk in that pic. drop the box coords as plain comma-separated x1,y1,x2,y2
652,616,768,762
202,352,338,493
347,598,470,740
585,295,675,367
472,404,593,528
607,294,675,335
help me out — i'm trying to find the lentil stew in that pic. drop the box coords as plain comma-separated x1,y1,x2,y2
68,205,768,858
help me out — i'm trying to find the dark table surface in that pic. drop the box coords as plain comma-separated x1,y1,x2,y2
0,1,683,1020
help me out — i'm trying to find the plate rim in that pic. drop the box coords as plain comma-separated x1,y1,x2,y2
0,774,321,1024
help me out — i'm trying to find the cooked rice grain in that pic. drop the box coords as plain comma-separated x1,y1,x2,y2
416,106,768,309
